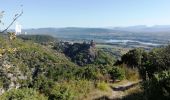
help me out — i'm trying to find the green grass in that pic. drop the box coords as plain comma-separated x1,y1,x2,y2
96,44,114,48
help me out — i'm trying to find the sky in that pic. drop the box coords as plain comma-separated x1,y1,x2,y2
0,0,170,29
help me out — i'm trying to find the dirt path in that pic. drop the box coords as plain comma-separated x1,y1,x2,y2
86,81,141,100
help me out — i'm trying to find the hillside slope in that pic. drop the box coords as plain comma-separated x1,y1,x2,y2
0,35,77,94
0,35,129,100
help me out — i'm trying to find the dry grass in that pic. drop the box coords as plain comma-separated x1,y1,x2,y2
82,89,114,100
122,65,140,81
96,81,110,91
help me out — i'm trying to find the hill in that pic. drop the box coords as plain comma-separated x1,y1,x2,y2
1,34,169,100
18,35,57,43
0,35,125,99
0,35,77,95
53,40,115,66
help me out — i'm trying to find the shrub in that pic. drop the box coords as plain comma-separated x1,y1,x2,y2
95,50,115,65
109,67,125,81
80,65,100,80
0,88,47,100
49,83,75,100
49,80,94,100
143,71,170,100
31,75,55,95
121,48,147,68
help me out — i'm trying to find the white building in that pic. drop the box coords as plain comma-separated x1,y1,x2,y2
15,22,22,35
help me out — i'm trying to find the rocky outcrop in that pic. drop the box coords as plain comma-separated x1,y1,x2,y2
54,40,97,66
0,50,29,95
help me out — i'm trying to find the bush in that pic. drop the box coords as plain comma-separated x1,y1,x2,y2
121,48,147,68
78,65,101,80
95,50,115,65
49,80,94,100
143,71,170,100
109,67,125,81
49,83,75,100
0,88,47,100
46,65,78,81
31,75,55,95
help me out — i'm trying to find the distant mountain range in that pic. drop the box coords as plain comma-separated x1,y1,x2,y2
17,25,170,44
113,25,170,33
22,25,170,34
21,25,170,35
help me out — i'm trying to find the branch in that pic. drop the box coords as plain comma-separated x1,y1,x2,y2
1,11,23,33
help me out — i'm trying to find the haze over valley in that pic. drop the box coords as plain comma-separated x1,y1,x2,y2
21,25,170,49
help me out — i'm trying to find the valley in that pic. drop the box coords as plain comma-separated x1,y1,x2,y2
20,26,170,50
1,0,170,99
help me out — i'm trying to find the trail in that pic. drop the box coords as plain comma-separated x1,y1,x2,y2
89,81,140,100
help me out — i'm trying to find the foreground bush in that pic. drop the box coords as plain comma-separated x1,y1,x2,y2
49,80,94,100
0,88,47,100
109,67,125,81
143,71,170,100
114,45,170,100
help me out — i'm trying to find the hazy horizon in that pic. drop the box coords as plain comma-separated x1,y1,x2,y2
9,24,170,30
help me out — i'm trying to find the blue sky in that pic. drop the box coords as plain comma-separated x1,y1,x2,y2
0,0,170,28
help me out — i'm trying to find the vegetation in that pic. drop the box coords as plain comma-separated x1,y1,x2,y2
119,46,170,100
109,67,125,81
49,80,94,100
0,88,47,100
0,35,126,99
1,4,169,100
96,81,109,91
53,41,115,66
18,35,57,43
1,31,170,100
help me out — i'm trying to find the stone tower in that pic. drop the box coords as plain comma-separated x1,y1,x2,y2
90,40,96,48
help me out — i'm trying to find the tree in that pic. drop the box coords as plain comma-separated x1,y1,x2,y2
121,48,147,68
